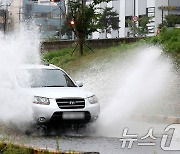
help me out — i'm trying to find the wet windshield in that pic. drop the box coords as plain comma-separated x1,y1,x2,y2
16,69,76,88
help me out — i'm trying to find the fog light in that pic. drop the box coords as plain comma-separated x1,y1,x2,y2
38,117,46,123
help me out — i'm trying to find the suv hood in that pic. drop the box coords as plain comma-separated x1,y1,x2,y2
26,87,93,99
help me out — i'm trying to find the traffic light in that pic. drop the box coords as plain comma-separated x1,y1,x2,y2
69,19,75,27
50,0,61,2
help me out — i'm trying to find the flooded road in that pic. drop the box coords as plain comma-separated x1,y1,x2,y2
28,136,180,154
0,28,180,154
6,45,179,154
23,121,178,154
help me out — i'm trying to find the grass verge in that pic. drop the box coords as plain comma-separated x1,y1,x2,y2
0,141,93,154
43,40,145,73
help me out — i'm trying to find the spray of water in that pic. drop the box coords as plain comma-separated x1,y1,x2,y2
73,45,179,137
0,23,179,137
0,24,41,130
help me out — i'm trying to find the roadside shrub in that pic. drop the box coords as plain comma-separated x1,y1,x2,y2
150,28,180,54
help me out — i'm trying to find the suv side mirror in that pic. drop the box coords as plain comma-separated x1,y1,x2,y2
75,81,83,87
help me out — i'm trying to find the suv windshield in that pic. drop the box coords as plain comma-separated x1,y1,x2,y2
16,69,76,88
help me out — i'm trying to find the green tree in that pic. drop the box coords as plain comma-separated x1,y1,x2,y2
62,0,111,56
137,16,151,36
126,16,151,37
98,7,119,38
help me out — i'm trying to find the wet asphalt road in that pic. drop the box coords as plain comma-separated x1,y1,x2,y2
21,121,180,154
28,134,180,154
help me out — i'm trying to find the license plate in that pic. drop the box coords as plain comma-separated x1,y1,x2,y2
62,112,85,120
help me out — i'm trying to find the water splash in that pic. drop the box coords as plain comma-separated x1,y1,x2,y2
73,45,179,137
0,23,41,129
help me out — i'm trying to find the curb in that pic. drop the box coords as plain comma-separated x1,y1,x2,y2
131,114,180,124
0,142,99,154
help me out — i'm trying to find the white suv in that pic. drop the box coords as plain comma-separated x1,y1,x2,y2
2,64,100,127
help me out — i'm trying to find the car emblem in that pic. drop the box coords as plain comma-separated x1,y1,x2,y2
69,101,75,105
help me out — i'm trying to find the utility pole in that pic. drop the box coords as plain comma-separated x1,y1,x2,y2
9,0,21,31
19,5,21,23
133,0,136,37
50,0,68,40
59,0,62,39
55,1,62,40
4,8,7,34
0,4,11,34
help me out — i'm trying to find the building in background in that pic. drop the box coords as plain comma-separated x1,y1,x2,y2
0,0,11,34
91,0,180,39
6,0,180,39
8,0,65,39
21,0,66,39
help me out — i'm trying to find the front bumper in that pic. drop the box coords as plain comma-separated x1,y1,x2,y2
32,98,100,125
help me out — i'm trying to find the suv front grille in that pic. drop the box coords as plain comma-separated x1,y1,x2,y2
56,98,85,109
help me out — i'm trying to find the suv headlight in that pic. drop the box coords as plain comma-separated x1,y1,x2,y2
88,95,98,104
33,96,50,105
